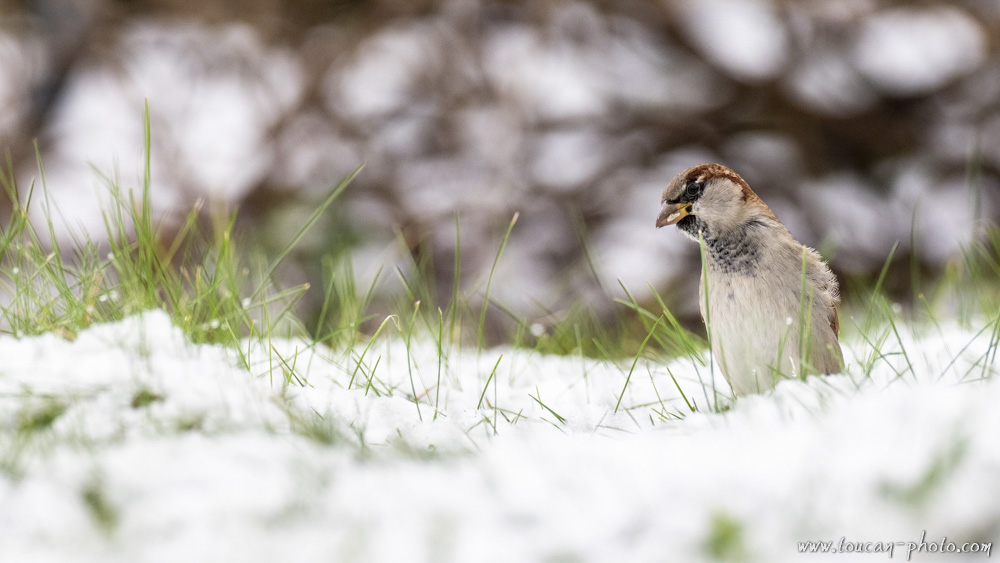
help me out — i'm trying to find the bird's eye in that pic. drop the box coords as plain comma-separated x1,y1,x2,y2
684,180,703,200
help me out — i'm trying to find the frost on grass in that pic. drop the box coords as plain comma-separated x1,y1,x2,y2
1,311,999,562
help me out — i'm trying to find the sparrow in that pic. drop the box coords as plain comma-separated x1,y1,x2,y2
656,163,843,395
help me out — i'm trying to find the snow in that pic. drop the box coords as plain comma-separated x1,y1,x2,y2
484,25,608,122
802,174,905,272
329,23,441,121
674,0,790,82
852,6,986,96
783,46,877,117
529,128,607,190
889,163,988,266
1,311,999,561
31,21,303,240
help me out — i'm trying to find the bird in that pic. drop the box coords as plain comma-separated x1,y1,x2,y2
656,163,843,395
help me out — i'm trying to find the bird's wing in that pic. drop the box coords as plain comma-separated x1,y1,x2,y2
804,248,841,336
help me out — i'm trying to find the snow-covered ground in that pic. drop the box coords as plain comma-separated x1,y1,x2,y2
1,311,997,561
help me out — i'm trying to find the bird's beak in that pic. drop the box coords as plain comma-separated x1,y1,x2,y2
656,202,692,228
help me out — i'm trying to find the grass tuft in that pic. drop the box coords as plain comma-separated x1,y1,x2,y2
0,102,359,348
17,399,67,434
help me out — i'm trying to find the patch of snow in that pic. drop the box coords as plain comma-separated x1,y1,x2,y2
392,156,517,220
274,111,362,189
328,23,441,121
852,6,986,95
602,18,731,111
484,25,607,122
120,22,303,199
456,105,526,173
529,129,607,191
889,163,986,266
2,310,999,562
593,214,692,301
23,68,151,242
783,46,878,116
802,174,905,272
674,0,790,82
26,20,303,242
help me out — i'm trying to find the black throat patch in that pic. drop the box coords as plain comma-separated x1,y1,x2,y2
680,217,764,276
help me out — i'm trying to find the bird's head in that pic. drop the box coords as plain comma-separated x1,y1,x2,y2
656,163,774,239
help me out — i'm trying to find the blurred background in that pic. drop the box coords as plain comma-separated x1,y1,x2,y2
1,0,998,342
